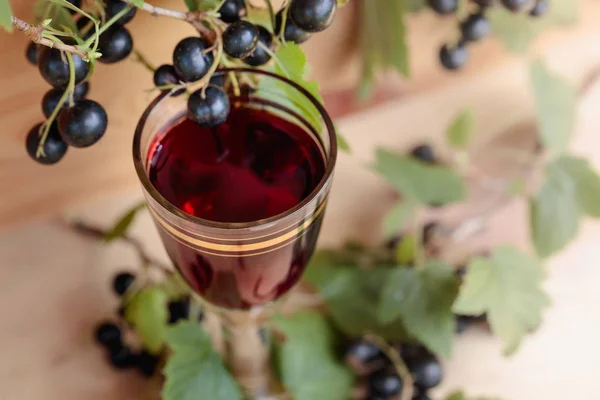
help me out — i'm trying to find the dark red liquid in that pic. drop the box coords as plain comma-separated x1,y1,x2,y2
148,104,326,309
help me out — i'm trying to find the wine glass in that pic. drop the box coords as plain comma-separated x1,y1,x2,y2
132,68,337,395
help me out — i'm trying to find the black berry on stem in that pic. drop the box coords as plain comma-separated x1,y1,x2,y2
73,81,90,99
38,47,89,88
275,10,311,43
136,350,161,377
26,123,68,165
218,0,247,23
427,0,459,15
113,272,135,296
109,344,136,369
439,42,468,70
530,0,550,17
168,298,191,324
243,26,273,66
26,42,39,65
41,82,89,119
501,0,528,11
173,37,214,82
105,0,137,25
367,372,403,397
474,0,495,7
58,99,108,148
344,339,384,364
461,13,491,42
153,64,185,96
411,356,443,390
98,26,134,64
223,21,259,59
94,321,122,349
290,0,337,32
413,391,433,400
410,144,436,163
187,86,230,128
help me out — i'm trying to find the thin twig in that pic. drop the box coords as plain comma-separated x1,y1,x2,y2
11,16,88,59
68,220,174,274
364,334,414,400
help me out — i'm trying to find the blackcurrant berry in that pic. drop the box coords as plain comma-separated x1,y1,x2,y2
385,235,403,250
427,0,459,14
26,42,39,65
367,372,403,397
461,13,491,42
501,0,527,11
94,321,122,349
411,356,443,389
530,0,549,17
223,21,259,59
98,26,133,64
58,99,108,148
173,37,214,82
456,315,472,333
344,340,384,364
41,83,89,118
136,350,160,377
289,0,337,32
153,64,185,96
26,123,68,165
109,344,136,369
400,343,432,364
105,0,137,25
410,144,436,163
209,72,226,88
168,298,191,324
218,0,247,23
38,47,89,88
187,86,230,127
413,391,433,400
275,10,311,43
113,272,135,296
439,42,468,70
243,25,273,66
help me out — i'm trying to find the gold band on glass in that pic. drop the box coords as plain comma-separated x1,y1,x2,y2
149,200,327,256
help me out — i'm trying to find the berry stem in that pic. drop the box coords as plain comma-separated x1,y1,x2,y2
412,208,426,270
363,334,414,400
262,0,276,31
133,49,157,73
277,1,292,42
228,71,241,97
81,5,135,48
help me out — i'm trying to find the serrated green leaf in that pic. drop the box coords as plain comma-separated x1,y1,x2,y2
163,321,242,400
103,201,146,242
554,156,600,217
530,161,580,257
453,246,550,355
374,149,466,205
184,0,218,12
383,201,415,237
303,256,409,341
378,263,459,357
394,234,416,265
489,0,577,53
0,0,13,32
273,312,353,400
125,286,168,353
530,61,576,154
447,109,475,149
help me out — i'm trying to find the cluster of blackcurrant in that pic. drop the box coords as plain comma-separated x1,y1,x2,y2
25,0,136,165
344,339,443,400
151,0,337,128
93,271,197,373
428,0,550,70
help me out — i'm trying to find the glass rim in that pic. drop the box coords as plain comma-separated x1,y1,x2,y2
132,67,338,230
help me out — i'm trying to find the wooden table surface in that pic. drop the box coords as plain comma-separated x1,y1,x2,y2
3,2,600,399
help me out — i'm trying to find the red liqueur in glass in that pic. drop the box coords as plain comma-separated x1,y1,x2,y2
147,104,326,309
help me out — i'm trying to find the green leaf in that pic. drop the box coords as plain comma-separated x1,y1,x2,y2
128,0,145,7
453,246,550,355
303,256,409,341
394,234,416,265
553,155,600,217
489,0,577,52
273,312,353,400
530,61,577,154
163,321,242,400
125,286,168,353
374,148,466,205
103,201,146,242
0,0,13,32
337,132,351,153
530,160,580,257
34,0,77,31
184,0,218,11
382,201,415,237
378,263,459,357
446,391,502,400
447,109,475,149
